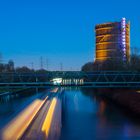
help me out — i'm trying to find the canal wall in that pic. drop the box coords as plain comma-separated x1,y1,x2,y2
0,88,48,99
96,88,140,116
81,87,140,117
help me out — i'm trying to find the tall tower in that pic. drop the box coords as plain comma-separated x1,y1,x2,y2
95,18,130,62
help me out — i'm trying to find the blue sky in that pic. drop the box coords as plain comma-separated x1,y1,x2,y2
0,0,140,70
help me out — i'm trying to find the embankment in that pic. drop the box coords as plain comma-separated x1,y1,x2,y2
96,88,140,116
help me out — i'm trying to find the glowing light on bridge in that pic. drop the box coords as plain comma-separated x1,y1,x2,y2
51,78,62,85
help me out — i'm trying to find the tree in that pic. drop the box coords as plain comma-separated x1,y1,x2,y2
128,54,140,71
81,62,94,72
15,66,33,73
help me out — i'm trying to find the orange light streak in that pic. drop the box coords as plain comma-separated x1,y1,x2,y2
42,98,57,138
2,96,48,140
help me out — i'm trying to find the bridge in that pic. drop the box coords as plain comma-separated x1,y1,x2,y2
0,71,140,88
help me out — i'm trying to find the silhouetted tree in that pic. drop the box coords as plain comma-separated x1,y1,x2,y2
81,47,140,72
15,66,33,73
81,62,94,72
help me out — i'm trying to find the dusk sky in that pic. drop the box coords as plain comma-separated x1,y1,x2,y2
0,0,140,70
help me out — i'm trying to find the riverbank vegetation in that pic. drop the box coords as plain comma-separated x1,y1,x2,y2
81,48,140,72
82,54,140,71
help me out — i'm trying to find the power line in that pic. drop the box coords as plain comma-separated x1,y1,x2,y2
40,56,44,69
30,62,34,70
60,63,63,71
46,58,49,71
0,53,3,64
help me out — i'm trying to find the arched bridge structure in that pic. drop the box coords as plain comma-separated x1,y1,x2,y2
0,71,140,88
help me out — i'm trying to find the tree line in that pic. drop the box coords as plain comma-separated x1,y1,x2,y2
81,48,140,72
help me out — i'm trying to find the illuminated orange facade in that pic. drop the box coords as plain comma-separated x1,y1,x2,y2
95,18,130,62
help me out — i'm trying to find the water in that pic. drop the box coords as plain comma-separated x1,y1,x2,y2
1,87,140,140
0,89,47,129
60,88,140,140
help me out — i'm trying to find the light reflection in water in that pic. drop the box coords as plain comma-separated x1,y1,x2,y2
1,97,48,140
42,97,62,140
60,88,140,140
98,100,106,115
42,98,57,138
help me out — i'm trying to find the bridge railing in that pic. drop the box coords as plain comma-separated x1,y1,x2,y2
0,71,140,83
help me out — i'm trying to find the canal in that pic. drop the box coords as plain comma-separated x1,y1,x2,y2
1,87,140,139
60,87,140,140
0,89,49,129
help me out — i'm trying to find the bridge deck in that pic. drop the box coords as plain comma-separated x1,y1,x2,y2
0,71,140,88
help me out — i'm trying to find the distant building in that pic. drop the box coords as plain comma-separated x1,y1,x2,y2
95,18,130,62
0,60,14,72
8,60,14,71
